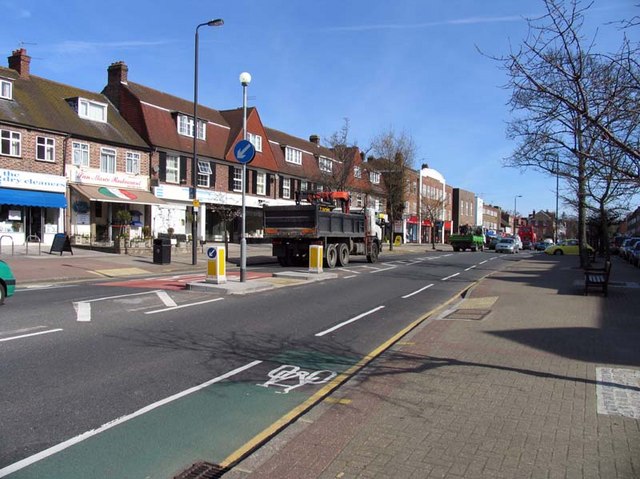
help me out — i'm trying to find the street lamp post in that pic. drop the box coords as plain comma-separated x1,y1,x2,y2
191,18,224,266
239,72,251,282
555,157,560,243
514,194,522,236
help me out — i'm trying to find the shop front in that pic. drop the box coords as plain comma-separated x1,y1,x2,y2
0,169,66,246
68,166,163,246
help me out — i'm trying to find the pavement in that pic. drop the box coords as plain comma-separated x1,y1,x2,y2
2,244,640,478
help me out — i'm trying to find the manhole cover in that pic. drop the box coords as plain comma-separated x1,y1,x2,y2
174,462,227,479
443,309,490,321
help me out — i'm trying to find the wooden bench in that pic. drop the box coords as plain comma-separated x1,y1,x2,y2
584,260,612,297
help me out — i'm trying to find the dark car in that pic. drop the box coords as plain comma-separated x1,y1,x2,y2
620,238,640,261
534,241,549,251
630,242,640,267
0,260,16,304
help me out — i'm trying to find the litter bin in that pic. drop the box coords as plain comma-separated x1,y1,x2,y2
153,238,171,264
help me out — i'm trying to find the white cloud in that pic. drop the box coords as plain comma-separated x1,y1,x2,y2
323,15,526,33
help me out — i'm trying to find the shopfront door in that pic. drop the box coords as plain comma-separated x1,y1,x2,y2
26,207,42,242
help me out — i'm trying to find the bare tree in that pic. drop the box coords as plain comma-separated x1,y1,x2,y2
420,189,447,250
321,118,360,192
496,0,638,267
369,128,417,250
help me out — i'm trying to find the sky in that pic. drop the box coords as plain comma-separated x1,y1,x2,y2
1,0,637,218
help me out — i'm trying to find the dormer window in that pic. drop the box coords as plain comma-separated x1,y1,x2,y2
285,147,302,165
248,132,262,152
177,114,206,140
319,156,333,173
78,98,107,123
0,79,12,100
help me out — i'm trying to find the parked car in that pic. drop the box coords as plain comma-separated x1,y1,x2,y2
512,236,523,250
495,237,519,254
544,239,594,256
522,239,532,250
629,242,640,267
0,260,16,304
611,236,627,255
619,238,640,261
535,241,550,251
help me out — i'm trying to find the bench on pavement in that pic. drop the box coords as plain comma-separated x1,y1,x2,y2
584,260,612,297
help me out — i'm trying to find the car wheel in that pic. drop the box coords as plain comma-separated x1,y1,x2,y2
0,284,5,305
554,250,563,255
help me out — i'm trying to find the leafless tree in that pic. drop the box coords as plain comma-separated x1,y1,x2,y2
496,0,638,267
420,189,447,250
369,128,417,250
321,118,360,192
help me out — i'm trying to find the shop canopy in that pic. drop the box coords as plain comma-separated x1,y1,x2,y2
71,185,165,206
0,187,67,208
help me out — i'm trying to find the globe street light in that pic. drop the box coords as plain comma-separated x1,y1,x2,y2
514,194,522,236
191,18,224,266
239,71,251,282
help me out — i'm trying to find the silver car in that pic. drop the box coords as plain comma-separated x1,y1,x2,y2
495,237,518,254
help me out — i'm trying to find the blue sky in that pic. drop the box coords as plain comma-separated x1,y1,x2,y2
2,0,636,217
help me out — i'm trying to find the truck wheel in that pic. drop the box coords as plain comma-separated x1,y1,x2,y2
337,243,350,267
367,243,379,263
325,244,338,268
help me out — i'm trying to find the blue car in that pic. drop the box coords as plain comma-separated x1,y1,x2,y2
0,260,16,304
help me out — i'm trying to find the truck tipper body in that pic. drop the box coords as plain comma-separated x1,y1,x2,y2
449,225,485,252
263,203,381,268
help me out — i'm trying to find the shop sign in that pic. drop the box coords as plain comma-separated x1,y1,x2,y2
69,166,147,190
0,168,66,193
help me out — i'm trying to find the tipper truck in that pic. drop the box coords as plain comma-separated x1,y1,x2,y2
263,191,382,268
449,225,485,252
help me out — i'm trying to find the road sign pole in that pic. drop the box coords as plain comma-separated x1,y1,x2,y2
240,77,249,283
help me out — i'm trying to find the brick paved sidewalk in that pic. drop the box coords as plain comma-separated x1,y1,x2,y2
224,256,640,479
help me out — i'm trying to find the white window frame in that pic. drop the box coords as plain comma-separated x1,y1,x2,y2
256,172,266,196
248,133,262,152
285,147,302,165
354,166,361,178
0,79,12,100
319,156,333,173
370,171,381,184
100,148,116,173
0,129,21,157
72,142,90,167
177,114,206,140
79,98,107,123
197,161,212,188
126,151,141,174
282,177,291,199
36,136,55,162
233,167,242,192
166,155,180,184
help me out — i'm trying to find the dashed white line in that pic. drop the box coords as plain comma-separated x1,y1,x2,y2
464,265,477,271
442,273,460,281
479,260,488,264
0,329,63,343
315,306,385,337
402,284,434,299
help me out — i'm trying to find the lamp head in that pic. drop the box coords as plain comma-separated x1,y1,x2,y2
239,72,252,86
207,18,224,27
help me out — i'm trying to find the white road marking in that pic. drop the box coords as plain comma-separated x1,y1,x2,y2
315,306,385,337
343,275,358,279
340,268,360,274
442,254,453,257
402,283,434,299
145,297,224,315
72,290,172,322
370,265,397,273
464,265,477,271
0,360,263,478
0,329,63,343
156,290,177,307
479,260,488,264
442,273,460,281
74,301,91,322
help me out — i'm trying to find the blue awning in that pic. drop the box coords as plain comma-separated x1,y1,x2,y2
0,188,67,208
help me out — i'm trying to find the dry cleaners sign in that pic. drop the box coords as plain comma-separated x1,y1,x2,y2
0,168,66,193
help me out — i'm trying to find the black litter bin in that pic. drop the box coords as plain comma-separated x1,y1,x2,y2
153,238,171,264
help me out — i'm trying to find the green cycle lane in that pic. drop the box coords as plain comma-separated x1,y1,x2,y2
2,350,359,479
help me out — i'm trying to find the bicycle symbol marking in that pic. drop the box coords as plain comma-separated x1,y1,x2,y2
257,364,337,394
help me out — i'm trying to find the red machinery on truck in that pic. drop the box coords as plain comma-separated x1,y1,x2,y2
517,225,537,250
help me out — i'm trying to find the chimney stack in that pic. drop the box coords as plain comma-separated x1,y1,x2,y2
309,134,320,145
108,61,128,85
8,48,30,79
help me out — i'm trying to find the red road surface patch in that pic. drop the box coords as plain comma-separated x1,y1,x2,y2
104,271,274,290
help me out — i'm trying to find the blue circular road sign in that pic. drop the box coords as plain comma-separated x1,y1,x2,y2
207,247,217,259
234,140,256,165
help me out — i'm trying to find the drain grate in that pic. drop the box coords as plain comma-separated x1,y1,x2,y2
174,462,227,479
443,309,490,321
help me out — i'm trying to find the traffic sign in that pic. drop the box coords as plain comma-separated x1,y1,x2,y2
193,199,200,208
207,247,217,259
234,139,256,164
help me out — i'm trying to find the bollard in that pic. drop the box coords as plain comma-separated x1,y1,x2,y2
206,246,226,284
309,244,323,273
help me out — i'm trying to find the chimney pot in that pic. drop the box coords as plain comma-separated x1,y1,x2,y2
309,134,320,145
8,48,30,79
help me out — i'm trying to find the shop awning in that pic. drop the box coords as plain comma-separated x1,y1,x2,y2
0,187,67,208
71,185,165,206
